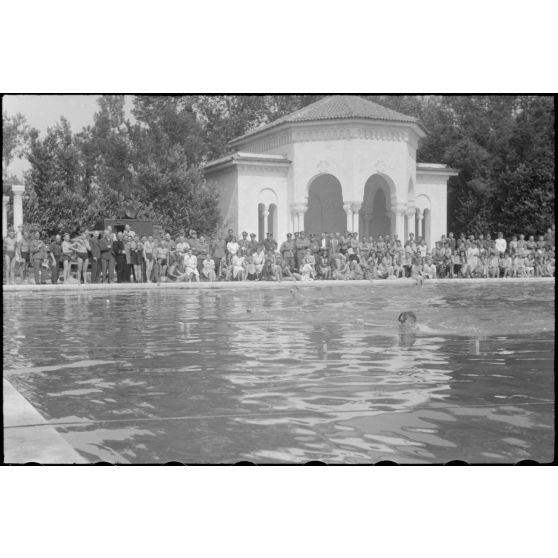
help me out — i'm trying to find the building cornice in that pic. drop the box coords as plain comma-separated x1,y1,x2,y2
231,119,426,152
204,152,291,176
416,163,459,177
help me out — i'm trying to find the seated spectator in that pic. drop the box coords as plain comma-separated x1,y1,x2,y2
488,253,500,278
244,253,257,280
231,253,245,281
423,257,437,279
349,259,364,280
202,254,216,282
183,249,200,282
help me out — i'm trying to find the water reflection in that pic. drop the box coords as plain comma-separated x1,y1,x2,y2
3,283,555,463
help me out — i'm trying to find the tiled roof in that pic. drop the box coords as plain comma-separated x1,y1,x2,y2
231,95,423,144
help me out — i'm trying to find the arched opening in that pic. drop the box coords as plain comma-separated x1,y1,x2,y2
414,194,431,246
405,178,414,241
258,203,265,242
305,174,345,234
360,174,392,239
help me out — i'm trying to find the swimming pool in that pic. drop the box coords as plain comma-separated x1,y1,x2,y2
3,282,555,463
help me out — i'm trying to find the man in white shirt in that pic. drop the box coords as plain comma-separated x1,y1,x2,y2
175,235,190,254
227,236,240,258
495,232,507,256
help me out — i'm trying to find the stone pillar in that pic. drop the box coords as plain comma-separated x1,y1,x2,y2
2,195,9,238
405,209,415,244
351,202,362,236
12,183,25,233
343,203,353,233
291,202,307,232
391,204,406,242
417,210,424,240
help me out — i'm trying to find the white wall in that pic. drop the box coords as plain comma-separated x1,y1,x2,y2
206,167,238,234
237,167,289,242
416,172,450,246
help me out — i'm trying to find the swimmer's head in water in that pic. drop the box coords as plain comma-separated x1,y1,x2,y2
398,311,417,325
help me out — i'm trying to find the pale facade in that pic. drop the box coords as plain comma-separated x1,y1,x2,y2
204,96,458,247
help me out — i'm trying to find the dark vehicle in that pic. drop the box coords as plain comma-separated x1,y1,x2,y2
95,219,154,237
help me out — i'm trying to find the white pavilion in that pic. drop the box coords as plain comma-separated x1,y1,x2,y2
204,95,458,247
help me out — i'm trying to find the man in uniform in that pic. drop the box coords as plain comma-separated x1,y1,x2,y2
187,230,198,256
263,232,278,253
238,231,250,256
280,233,296,270
224,228,235,245
248,233,258,254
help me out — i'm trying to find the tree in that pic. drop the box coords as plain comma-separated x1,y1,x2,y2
130,96,221,235
2,111,29,194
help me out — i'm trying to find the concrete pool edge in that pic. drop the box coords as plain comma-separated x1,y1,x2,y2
3,378,88,464
2,276,555,293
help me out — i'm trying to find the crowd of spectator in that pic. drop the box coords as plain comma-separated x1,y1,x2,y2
2,223,555,285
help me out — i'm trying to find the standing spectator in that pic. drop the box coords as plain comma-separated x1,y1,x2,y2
197,234,210,276
280,233,296,270
238,231,250,256
72,231,90,284
248,233,258,254
49,234,63,284
30,231,47,284
61,233,73,283
495,232,507,256
143,235,155,282
124,233,133,282
264,232,278,253
18,230,31,282
211,233,226,280
227,236,240,262
113,232,127,283
295,231,310,271
99,230,112,283
90,231,101,283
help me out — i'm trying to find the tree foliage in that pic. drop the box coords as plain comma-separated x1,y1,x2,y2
7,94,554,238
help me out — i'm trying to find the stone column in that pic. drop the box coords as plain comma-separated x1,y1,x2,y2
291,202,307,232
417,210,424,240
405,208,415,244
343,203,353,233
12,183,25,233
391,204,406,242
2,195,9,237
351,202,362,236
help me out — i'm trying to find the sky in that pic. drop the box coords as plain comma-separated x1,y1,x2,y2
3,95,133,177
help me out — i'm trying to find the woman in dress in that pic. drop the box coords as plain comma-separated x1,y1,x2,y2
201,254,216,282
252,245,265,279
231,253,245,281
244,251,257,281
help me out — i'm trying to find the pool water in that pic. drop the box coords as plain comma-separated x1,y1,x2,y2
3,282,555,463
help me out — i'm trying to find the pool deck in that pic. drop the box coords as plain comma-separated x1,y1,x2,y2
2,276,555,293
3,378,88,464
